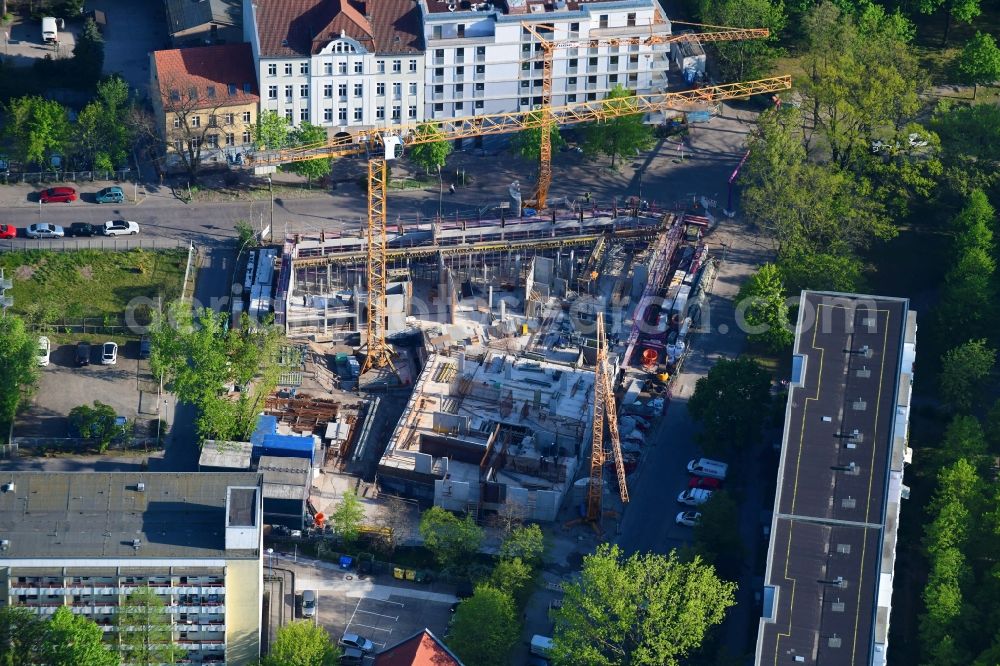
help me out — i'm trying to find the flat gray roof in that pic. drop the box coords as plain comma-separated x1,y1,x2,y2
0,472,262,560
257,456,310,501
758,292,909,666
199,440,252,470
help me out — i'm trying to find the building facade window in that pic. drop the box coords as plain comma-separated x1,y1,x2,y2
408,105,417,118
324,62,333,75
285,85,293,100
339,108,347,122
392,82,401,98
392,59,401,73
300,108,308,121
225,132,235,146
409,59,418,72
243,130,252,143
268,86,277,99
324,84,333,98
376,82,385,96
300,62,309,75
338,83,347,98
392,105,401,120
376,106,385,120
284,63,292,76
285,109,293,121
300,84,309,98
626,12,636,26
324,108,333,122
173,117,180,128
599,14,608,28
207,134,218,148
354,83,363,97
354,61,363,74
475,100,484,109
267,63,277,76
408,82,417,95
242,111,251,123
376,59,385,73
353,108,362,121
339,62,347,75
191,116,201,128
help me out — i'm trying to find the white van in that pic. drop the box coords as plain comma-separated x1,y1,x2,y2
41,17,58,43
687,457,728,480
530,635,554,657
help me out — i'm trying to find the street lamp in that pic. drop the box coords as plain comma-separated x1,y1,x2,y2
267,547,274,577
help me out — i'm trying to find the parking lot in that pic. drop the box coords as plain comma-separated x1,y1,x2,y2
14,338,164,439
3,15,77,68
280,554,457,660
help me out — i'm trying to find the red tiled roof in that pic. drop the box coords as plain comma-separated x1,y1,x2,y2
152,43,259,111
374,629,464,666
255,0,422,57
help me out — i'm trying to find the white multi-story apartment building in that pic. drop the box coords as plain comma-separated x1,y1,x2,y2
244,0,425,134
419,0,671,143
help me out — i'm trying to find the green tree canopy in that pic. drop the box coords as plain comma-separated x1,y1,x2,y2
253,110,291,150
68,401,131,452
498,523,544,566
737,263,793,352
950,188,995,256
698,0,786,81
936,415,989,469
940,339,996,412
72,18,105,88
941,246,996,339
691,491,744,580
42,607,119,666
687,356,772,458
447,585,520,666
0,606,47,665
114,588,183,666
263,620,339,666
418,506,483,570
331,489,365,544
408,124,453,173
583,86,653,168
777,250,863,294
489,556,534,598
0,315,38,425
551,544,736,666
3,96,71,166
510,114,566,162
919,0,982,45
957,32,1000,99
286,121,332,186
930,102,1000,195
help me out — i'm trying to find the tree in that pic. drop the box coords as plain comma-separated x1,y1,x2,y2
115,588,182,665
551,544,736,666
510,114,565,162
687,357,772,458
941,246,995,339
2,96,71,166
252,110,291,150
930,102,1000,195
737,263,793,352
263,620,339,666
447,585,520,666
408,123,453,173
919,0,982,45
0,606,46,665
940,339,996,412
957,32,1000,99
0,315,38,426
499,523,545,566
950,189,995,256
936,415,989,468
490,556,534,598
72,18,104,88
331,489,365,544
42,607,119,666
583,86,653,168
698,0,785,81
777,250,863,294
74,76,132,171
68,401,131,452
691,491,744,580
285,121,332,186
418,506,484,570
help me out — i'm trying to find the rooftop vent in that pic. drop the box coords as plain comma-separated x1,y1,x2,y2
0,539,9,551
132,539,141,549
1,482,14,493
829,636,842,648
136,482,145,492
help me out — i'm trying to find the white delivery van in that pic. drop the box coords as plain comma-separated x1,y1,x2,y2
42,17,58,43
530,635,554,657
687,457,728,480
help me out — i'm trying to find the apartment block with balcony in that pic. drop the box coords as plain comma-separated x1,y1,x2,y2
245,0,425,135
419,0,671,137
0,472,263,666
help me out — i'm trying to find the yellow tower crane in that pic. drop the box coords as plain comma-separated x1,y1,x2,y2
520,20,772,210
248,76,791,375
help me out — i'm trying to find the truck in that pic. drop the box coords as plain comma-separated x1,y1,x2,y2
530,635,554,657
42,17,58,44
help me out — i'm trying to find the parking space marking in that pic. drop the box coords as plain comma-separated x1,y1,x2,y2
350,622,393,634
355,609,399,621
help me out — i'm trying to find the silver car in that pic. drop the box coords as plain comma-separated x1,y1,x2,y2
339,633,374,653
26,223,64,239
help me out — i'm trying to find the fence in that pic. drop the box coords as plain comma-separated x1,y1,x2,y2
0,237,189,252
27,316,139,335
180,242,198,302
8,436,163,454
0,169,134,185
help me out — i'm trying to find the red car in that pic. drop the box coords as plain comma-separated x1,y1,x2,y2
0,224,14,239
38,186,77,203
688,476,722,490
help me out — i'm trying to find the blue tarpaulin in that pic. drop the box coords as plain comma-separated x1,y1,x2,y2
251,414,315,465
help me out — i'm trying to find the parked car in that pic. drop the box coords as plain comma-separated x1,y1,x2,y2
686,458,728,480
0,224,15,239
675,510,702,527
301,590,317,618
25,223,64,239
677,487,713,506
39,186,77,203
95,186,125,203
688,476,722,490
101,220,139,236
66,222,99,237
139,336,151,359
338,633,374,653
76,342,91,366
101,341,118,365
37,336,51,366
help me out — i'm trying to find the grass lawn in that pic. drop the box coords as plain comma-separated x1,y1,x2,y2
0,249,188,323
